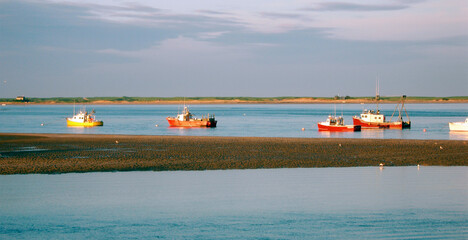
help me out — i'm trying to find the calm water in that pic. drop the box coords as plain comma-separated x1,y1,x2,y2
0,103,467,140
0,167,467,239
1,104,467,239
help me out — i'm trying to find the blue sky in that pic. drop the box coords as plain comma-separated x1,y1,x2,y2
0,0,467,97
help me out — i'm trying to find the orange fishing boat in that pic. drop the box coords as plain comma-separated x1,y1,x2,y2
166,106,217,127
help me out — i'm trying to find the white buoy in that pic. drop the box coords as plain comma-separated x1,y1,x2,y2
40,123,44,126
155,124,159,127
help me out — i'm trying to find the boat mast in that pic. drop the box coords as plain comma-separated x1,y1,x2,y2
341,99,344,117
375,77,380,112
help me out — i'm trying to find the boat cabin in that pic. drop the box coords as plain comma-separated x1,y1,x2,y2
70,112,93,123
73,115,84,121
360,110,385,123
326,116,344,126
177,107,193,121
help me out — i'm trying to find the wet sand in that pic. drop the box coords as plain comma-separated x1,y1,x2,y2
0,133,466,174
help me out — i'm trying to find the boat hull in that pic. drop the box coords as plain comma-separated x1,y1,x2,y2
317,123,361,132
167,117,217,127
449,122,468,131
67,119,103,127
352,117,410,129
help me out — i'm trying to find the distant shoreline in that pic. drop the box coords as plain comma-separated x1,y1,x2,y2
1,96,468,105
1,133,466,175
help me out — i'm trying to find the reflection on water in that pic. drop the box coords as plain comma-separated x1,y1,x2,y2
0,167,466,239
449,131,468,140
317,131,357,138
360,129,385,138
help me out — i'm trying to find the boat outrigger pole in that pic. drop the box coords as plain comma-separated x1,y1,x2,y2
390,95,410,123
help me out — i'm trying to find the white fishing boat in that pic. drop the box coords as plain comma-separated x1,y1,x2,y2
449,118,468,132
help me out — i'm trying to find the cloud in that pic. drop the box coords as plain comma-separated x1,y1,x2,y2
259,12,304,19
31,0,468,42
303,2,408,12
39,1,238,30
97,36,254,61
196,9,232,16
197,31,230,39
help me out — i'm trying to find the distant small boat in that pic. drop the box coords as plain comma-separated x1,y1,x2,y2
449,118,468,132
166,105,217,127
318,115,361,132
67,108,103,127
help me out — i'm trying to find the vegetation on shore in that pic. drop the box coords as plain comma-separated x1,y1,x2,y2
1,96,467,104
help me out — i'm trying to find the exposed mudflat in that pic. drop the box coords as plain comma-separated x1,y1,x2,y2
0,133,466,174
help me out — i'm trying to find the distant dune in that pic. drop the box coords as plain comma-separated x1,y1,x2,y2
1,96,467,105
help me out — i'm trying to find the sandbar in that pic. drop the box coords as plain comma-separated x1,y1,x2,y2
0,133,466,174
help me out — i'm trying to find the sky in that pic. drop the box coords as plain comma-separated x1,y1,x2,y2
0,0,467,98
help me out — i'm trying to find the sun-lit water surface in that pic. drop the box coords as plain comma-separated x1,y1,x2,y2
0,103,467,139
0,167,467,239
1,104,467,238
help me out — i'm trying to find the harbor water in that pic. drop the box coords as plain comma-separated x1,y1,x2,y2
0,103,467,140
1,104,467,239
0,167,467,239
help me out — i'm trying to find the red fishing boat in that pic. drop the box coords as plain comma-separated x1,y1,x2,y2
352,110,410,129
318,115,361,132
353,84,411,129
166,106,217,127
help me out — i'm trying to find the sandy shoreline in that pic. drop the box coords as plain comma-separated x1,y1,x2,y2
1,133,466,174
2,99,468,105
